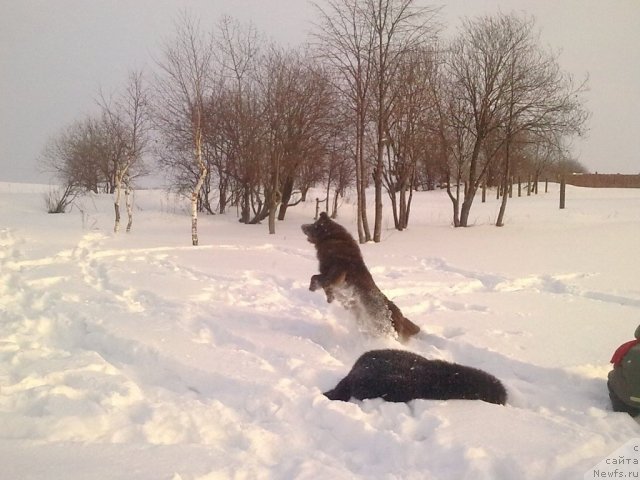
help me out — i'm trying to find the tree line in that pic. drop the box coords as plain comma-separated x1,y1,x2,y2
41,1,589,242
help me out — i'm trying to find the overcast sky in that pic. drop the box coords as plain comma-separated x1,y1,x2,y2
1,0,638,184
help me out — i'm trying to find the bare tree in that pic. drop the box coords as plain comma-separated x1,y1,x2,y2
384,47,437,230
428,49,471,227
213,84,266,223
367,0,439,240
214,15,264,225
206,20,337,233
313,0,375,243
99,70,149,232
155,13,214,245
323,105,356,219
39,117,105,198
43,184,81,214
39,124,84,213
443,13,587,227
264,50,334,227
313,0,438,241
445,16,509,227
492,14,588,226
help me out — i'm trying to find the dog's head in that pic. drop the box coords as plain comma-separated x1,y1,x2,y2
301,212,335,244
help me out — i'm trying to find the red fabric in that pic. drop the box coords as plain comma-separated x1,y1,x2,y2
611,339,640,366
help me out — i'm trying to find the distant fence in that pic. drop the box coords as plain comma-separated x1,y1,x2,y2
566,174,640,188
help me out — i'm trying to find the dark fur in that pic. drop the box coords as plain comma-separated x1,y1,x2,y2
301,212,420,342
324,349,507,405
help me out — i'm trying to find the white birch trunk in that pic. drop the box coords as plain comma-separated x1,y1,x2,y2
191,171,206,246
191,190,199,246
191,124,206,246
125,182,133,232
113,180,122,233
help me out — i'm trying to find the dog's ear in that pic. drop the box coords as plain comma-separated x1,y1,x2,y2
319,211,329,220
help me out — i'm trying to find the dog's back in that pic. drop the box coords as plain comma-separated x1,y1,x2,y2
324,349,507,405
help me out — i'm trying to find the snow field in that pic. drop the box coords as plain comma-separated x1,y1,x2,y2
0,182,639,479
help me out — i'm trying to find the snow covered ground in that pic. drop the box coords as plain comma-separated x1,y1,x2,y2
1,181,639,479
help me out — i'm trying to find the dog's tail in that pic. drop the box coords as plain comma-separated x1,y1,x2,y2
387,300,420,342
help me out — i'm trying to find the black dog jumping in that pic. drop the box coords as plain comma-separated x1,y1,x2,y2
301,213,420,342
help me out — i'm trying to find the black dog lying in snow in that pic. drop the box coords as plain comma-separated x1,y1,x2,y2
324,349,507,405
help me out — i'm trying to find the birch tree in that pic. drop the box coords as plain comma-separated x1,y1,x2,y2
99,70,149,233
155,13,214,245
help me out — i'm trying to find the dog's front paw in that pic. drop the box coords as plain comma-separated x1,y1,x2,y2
309,275,321,292
325,288,335,303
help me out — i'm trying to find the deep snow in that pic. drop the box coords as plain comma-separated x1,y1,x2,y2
1,181,639,479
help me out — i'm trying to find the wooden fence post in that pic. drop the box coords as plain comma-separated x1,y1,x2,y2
559,177,566,209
